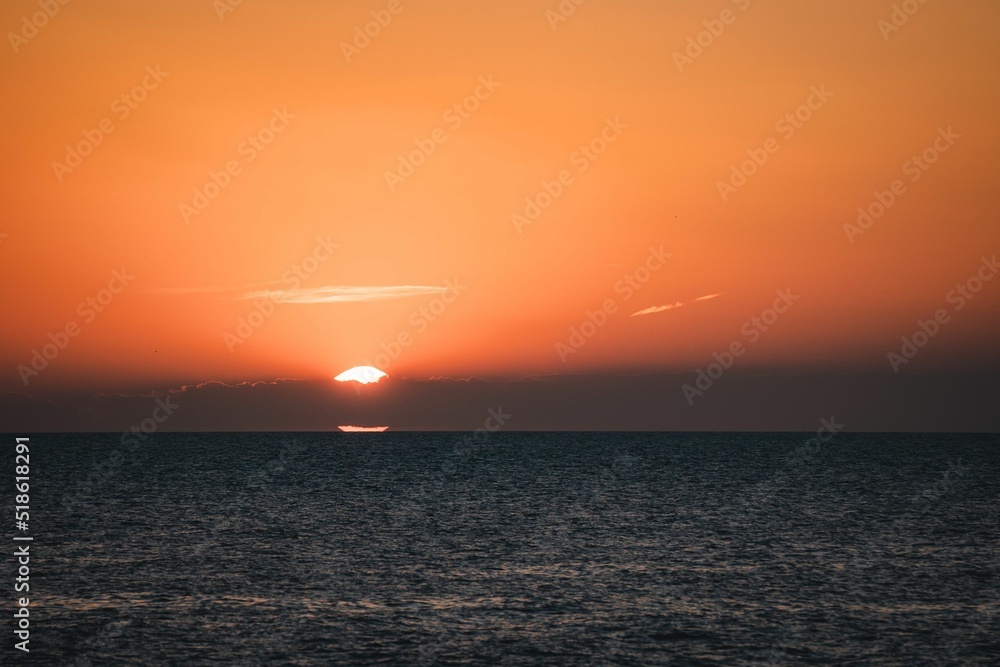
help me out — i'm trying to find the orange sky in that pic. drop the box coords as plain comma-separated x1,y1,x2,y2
2,0,998,392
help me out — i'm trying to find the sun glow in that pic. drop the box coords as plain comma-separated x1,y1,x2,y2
334,366,387,385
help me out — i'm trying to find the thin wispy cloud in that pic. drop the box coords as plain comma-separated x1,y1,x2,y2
630,293,725,317
243,285,449,304
631,302,684,317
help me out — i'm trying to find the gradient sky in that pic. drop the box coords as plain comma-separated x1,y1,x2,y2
1,1,998,429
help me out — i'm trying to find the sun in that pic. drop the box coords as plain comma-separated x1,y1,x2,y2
334,366,387,385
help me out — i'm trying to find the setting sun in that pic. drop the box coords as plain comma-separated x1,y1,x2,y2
334,366,388,385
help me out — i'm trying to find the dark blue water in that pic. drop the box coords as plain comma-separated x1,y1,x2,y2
7,432,1000,665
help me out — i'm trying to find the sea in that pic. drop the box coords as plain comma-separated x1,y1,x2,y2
7,432,1000,665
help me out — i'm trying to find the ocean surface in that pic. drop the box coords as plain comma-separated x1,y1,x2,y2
8,432,1000,665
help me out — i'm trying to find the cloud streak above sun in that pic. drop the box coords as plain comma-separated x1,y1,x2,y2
242,285,450,304
631,293,724,317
